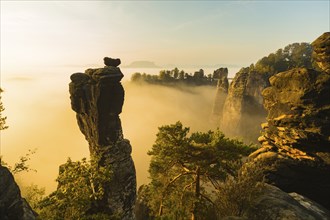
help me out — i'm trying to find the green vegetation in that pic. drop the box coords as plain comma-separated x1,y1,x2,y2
1,42,314,219
22,183,46,212
37,158,114,220
131,43,313,88
0,88,7,164
215,162,266,218
248,42,313,76
131,68,220,86
136,122,259,219
9,149,37,174
0,88,8,131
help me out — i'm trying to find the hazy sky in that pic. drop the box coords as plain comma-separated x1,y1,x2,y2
1,0,329,72
0,0,329,193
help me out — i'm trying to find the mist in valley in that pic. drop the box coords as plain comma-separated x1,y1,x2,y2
1,74,219,194
122,82,218,186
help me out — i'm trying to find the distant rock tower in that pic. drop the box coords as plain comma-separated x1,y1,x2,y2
69,57,136,219
212,68,229,121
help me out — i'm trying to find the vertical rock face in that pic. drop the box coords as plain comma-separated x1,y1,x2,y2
0,166,37,220
261,68,330,151
219,68,268,142
250,33,330,209
312,32,330,74
212,68,229,120
69,58,136,219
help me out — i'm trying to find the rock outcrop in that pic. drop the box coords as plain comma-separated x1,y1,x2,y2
69,58,136,219
212,68,229,120
247,184,330,220
219,68,268,142
0,165,37,220
223,184,330,220
312,32,330,74
215,41,316,143
250,32,330,209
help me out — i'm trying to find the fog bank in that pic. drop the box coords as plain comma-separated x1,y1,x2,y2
1,76,217,193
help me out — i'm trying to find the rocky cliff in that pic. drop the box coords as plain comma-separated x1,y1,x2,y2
212,68,229,121
0,165,37,220
215,42,314,143
249,32,330,209
69,58,136,219
219,68,268,142
312,32,330,74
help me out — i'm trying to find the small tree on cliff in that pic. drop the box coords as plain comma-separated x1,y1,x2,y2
38,158,114,220
0,88,8,164
146,122,254,220
0,88,8,131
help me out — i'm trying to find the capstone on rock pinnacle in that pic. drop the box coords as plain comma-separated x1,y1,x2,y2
104,57,121,67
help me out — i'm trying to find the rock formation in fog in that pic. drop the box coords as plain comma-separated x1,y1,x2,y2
215,40,316,143
249,32,330,209
212,68,229,120
218,68,268,142
0,165,37,220
69,58,136,219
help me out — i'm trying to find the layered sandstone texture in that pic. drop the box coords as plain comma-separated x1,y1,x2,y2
250,32,330,209
312,32,330,74
69,58,136,219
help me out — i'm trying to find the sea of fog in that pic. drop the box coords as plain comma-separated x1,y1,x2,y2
0,65,240,194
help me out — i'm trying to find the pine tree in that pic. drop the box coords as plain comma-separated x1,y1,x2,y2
145,122,255,219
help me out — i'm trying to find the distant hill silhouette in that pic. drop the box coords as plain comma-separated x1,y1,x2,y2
124,61,160,68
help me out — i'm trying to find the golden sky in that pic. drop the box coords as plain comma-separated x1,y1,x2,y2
0,1,329,193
